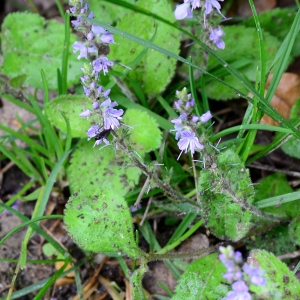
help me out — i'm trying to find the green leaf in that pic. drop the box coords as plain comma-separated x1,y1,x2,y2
242,7,300,58
288,219,300,246
89,0,135,24
249,249,300,298
42,243,58,257
109,0,180,97
281,99,300,159
64,188,141,258
198,149,255,241
171,253,228,300
123,109,162,153
45,95,90,138
9,74,27,88
1,12,82,89
202,26,281,100
67,139,141,196
254,173,299,217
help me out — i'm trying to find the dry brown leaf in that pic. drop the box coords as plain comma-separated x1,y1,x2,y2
261,72,300,126
229,0,276,17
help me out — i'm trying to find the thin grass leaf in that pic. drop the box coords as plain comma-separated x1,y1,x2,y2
0,203,66,255
166,213,196,246
211,124,293,142
61,12,70,95
4,259,88,300
265,9,300,104
57,68,63,95
40,69,49,105
20,150,71,268
2,94,35,114
246,118,300,164
189,57,202,116
0,180,35,214
0,124,49,156
157,95,177,119
255,191,300,208
61,112,72,153
33,260,70,300
0,215,63,246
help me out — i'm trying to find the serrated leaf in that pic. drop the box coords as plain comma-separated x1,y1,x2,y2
109,0,180,97
89,0,135,24
198,149,255,241
249,249,300,298
171,253,228,300
67,139,141,195
64,188,141,258
203,26,280,100
242,7,300,58
1,12,82,89
123,109,162,153
254,173,299,217
45,95,90,138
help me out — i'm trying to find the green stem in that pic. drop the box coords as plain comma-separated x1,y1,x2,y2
156,219,203,255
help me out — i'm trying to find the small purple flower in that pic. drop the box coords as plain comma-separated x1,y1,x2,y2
200,111,213,123
101,99,124,130
92,57,114,76
185,0,201,9
242,263,266,286
209,27,225,49
174,3,193,20
79,109,91,117
73,42,97,59
88,11,94,19
223,281,252,300
177,130,204,156
92,25,114,44
83,86,91,95
205,0,224,16
86,125,100,139
171,113,188,140
86,125,110,147
87,32,94,41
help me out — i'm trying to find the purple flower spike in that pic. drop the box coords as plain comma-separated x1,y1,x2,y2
177,130,204,156
174,3,193,20
200,111,213,123
79,109,91,118
209,27,225,49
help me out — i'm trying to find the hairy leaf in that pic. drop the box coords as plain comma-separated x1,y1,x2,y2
1,12,82,89
64,188,141,258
